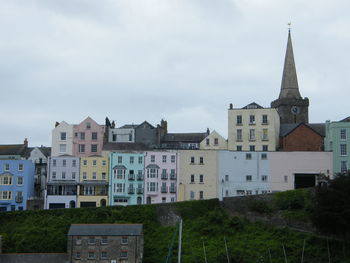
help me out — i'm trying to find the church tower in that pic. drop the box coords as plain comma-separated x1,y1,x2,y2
271,30,309,124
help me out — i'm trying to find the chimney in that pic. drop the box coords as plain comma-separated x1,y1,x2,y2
55,121,60,127
24,138,28,147
206,128,210,135
229,103,233,110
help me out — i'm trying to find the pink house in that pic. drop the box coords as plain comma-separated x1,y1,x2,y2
72,117,105,157
144,151,179,204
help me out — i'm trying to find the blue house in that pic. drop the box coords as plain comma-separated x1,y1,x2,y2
109,152,144,206
0,159,35,211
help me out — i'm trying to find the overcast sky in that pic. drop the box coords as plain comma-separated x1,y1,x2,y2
1,0,349,147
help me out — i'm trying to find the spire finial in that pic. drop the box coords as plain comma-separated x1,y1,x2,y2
288,22,292,33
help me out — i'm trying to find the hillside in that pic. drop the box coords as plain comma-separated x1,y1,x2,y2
0,194,349,263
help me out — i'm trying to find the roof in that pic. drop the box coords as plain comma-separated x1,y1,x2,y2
118,124,139,129
280,123,325,137
68,224,143,236
103,143,151,151
146,164,160,169
161,133,207,143
79,180,108,185
340,116,350,122
241,102,264,109
113,165,127,170
0,144,27,156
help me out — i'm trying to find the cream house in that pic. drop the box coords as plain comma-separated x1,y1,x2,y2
51,121,74,157
200,130,227,150
178,150,219,201
228,103,280,151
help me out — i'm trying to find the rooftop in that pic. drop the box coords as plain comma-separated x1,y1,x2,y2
68,224,143,236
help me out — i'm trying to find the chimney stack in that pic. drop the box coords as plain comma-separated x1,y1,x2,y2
24,138,28,147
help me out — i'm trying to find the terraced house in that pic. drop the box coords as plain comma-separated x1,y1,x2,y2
0,159,35,211
144,151,179,204
109,152,144,206
78,156,108,208
46,155,80,209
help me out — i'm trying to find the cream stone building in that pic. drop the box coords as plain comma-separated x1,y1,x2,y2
51,121,74,157
227,102,280,151
178,150,219,201
200,130,228,150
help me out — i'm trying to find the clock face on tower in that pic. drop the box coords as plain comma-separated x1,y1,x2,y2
291,106,300,115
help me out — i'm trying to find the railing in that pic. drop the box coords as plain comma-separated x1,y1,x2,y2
161,187,168,193
128,174,135,180
128,188,135,194
170,174,177,180
161,174,168,180
137,175,143,181
15,196,23,203
137,188,143,194
169,187,176,193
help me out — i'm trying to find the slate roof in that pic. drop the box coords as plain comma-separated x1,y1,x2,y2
280,123,325,137
68,224,143,236
103,143,151,151
340,116,350,122
0,144,27,156
118,124,139,129
146,164,160,169
161,133,207,143
241,102,264,109
113,165,127,170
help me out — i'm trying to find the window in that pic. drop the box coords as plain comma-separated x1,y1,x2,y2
162,197,166,203
340,129,346,140
190,157,195,164
83,172,87,180
130,156,134,164
52,172,56,179
261,175,268,182
199,174,204,183
171,155,176,163
92,160,97,166
225,174,229,181
118,156,122,164
190,191,195,200
214,138,219,145
237,145,242,151
246,190,252,195
249,145,255,151
262,145,268,151
120,251,128,258
72,160,76,167
60,132,66,140
116,183,124,193
236,115,242,125
284,175,288,183
91,144,97,153
206,138,210,146
262,129,268,141
249,129,255,141
53,160,56,167
249,115,255,124
199,157,204,164
171,197,175,202
162,155,167,163
75,237,82,245
18,164,23,171
117,170,124,179
225,190,229,197
86,122,91,129
246,153,252,160
92,132,98,140
237,190,245,195
149,182,157,192
83,160,88,166
340,144,347,156
62,172,66,179
62,159,66,167
199,191,204,200
17,177,23,185
341,161,347,173
102,160,107,166
79,144,85,153
75,252,81,259
59,144,66,153
101,251,108,259
92,172,97,180
102,172,106,180
236,129,242,141
261,153,267,160
246,175,252,182
0,175,12,185
80,132,85,140
138,156,143,164
88,252,95,259
262,114,268,124
129,134,132,141
0,191,12,200
72,172,76,179
190,174,195,183
121,236,128,244
101,237,108,244
151,155,155,163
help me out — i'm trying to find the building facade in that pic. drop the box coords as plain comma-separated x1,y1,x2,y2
325,117,350,174
200,130,228,150
144,151,179,204
178,150,218,201
218,151,270,200
109,152,144,206
78,156,108,208
109,125,136,143
228,103,280,151
0,160,35,211
51,121,74,157
46,156,80,209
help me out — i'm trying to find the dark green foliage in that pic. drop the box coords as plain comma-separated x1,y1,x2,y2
273,189,313,211
311,172,350,240
249,199,273,214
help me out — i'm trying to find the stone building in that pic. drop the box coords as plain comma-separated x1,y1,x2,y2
271,30,309,124
67,224,143,263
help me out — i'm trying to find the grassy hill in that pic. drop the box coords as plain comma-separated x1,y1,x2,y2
0,195,349,263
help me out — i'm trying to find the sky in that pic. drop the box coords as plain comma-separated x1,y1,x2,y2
1,0,349,147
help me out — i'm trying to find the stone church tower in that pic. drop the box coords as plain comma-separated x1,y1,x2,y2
271,30,309,124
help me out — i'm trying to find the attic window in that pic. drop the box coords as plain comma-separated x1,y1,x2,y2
86,122,91,129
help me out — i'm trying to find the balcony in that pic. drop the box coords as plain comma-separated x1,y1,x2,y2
137,188,143,194
15,196,23,203
161,186,168,193
128,174,135,181
128,188,135,194
170,174,177,180
137,175,143,181
169,187,176,193
161,174,168,180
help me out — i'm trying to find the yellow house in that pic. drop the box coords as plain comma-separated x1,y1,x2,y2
77,156,109,207
228,102,280,151
178,150,219,201
200,130,228,150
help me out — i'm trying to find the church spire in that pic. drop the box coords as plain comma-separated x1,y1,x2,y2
279,29,301,99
